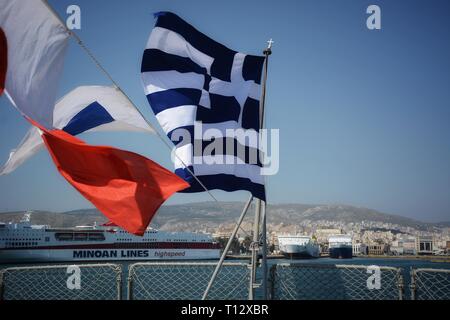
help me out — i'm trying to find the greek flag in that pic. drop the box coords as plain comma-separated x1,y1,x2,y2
141,12,266,200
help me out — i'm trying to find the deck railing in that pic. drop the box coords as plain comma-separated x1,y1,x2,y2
1,262,449,300
0,263,122,300
410,268,450,300
127,262,250,300
269,263,403,300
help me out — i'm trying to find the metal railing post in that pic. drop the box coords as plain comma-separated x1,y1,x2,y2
410,268,416,300
0,269,4,300
397,269,403,300
115,264,122,300
269,264,276,300
127,264,134,300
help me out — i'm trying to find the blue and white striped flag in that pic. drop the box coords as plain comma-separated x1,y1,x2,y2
141,12,266,200
1,86,154,175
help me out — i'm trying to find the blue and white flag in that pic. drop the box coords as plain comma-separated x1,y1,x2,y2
141,12,266,200
0,86,154,175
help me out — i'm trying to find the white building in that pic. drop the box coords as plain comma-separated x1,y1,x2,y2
352,242,361,256
417,236,434,255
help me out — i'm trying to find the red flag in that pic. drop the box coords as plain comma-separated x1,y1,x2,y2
33,121,189,236
0,28,6,96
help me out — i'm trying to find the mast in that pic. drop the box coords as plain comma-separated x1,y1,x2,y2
249,39,273,300
202,197,253,300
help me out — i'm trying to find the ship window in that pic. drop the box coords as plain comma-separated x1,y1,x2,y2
74,233,88,241
88,233,105,241
55,233,74,241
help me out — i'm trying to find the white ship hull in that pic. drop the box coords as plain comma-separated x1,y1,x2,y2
0,248,220,263
0,213,221,263
277,235,320,259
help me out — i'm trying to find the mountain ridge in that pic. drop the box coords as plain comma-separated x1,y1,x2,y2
0,202,448,232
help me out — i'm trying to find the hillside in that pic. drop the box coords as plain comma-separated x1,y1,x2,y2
0,202,446,233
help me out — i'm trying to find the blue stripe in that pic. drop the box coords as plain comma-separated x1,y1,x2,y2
195,138,263,167
196,94,240,123
243,55,265,85
203,74,212,91
154,12,236,82
62,102,114,136
241,97,260,131
141,49,207,75
169,130,263,166
146,88,202,115
167,125,195,147
175,167,266,201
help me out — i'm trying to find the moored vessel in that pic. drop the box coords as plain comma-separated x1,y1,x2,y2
277,235,320,259
328,235,353,259
0,212,221,263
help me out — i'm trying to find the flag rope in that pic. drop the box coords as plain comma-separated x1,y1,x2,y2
40,0,218,202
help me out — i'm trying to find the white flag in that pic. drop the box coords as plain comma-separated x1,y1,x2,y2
1,86,155,175
0,0,69,128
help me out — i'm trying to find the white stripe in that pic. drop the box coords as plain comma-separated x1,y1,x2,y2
0,127,44,176
155,105,197,134
193,157,264,185
199,90,211,109
172,143,193,169
249,83,262,101
147,27,214,73
209,78,260,107
231,53,246,83
86,121,151,134
199,121,260,150
142,71,205,95
142,70,260,103
53,86,153,133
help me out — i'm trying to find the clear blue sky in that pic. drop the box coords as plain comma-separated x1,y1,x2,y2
0,0,449,222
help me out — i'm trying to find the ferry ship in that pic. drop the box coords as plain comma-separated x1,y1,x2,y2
328,235,353,259
0,212,221,263
277,235,320,259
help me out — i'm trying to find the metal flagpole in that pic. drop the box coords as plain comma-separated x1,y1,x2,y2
249,39,273,300
249,199,261,300
261,40,272,300
40,0,219,203
261,202,268,299
202,196,253,300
